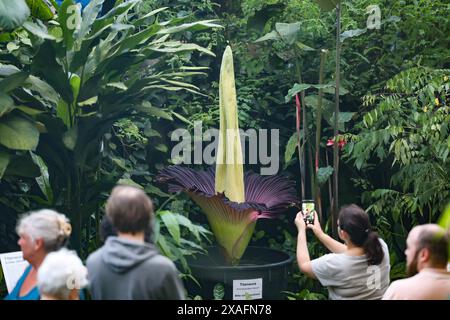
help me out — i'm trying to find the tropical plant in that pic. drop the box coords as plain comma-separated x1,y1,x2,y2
0,0,221,255
345,66,449,259
0,0,31,31
154,208,212,273
157,46,298,265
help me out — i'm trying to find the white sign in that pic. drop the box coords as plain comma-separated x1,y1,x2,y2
0,251,29,293
232,278,262,300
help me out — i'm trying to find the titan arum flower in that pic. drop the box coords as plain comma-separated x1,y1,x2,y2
157,46,298,265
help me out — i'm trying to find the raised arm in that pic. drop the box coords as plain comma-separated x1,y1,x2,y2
307,211,347,253
295,212,316,279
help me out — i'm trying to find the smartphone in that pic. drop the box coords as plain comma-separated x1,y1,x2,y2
302,200,315,225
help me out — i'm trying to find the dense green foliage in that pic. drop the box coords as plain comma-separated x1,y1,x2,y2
0,0,449,299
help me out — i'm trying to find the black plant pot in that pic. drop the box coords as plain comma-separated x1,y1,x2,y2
184,246,294,300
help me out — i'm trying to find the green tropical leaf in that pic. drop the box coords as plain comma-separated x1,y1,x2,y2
0,116,39,150
70,74,81,102
106,82,128,90
156,234,173,259
313,0,340,11
317,166,334,185
137,102,173,120
0,72,29,93
78,96,98,106
30,152,53,203
0,0,30,30
175,214,200,242
26,0,54,21
23,21,57,40
340,28,367,43
0,63,20,77
171,111,193,126
26,75,59,105
285,83,312,102
117,178,143,189
0,151,10,179
254,30,280,43
285,132,299,164
152,42,215,57
62,125,78,150
326,112,355,130
3,154,40,177
16,106,45,116
133,7,168,27
144,184,169,197
322,84,349,95
213,283,225,300
75,0,105,40
157,20,222,35
296,41,315,51
32,42,73,103
275,22,301,45
158,210,181,245
155,144,168,153
56,99,71,127
0,93,14,117
58,0,78,49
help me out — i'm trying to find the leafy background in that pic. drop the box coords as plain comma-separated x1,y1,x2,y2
0,0,449,299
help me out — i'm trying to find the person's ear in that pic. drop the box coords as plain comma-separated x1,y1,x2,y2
418,248,430,263
34,238,44,251
339,229,348,241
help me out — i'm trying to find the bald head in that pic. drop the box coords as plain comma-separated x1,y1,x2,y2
106,185,154,234
407,224,449,269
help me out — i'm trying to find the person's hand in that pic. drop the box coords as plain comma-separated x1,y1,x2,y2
295,211,306,232
305,210,323,236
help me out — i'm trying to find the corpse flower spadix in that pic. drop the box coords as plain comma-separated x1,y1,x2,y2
215,46,245,204
157,46,298,265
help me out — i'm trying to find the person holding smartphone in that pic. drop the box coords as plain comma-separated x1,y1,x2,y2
295,204,391,300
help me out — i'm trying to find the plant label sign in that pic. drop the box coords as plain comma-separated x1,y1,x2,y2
233,278,262,300
0,251,29,293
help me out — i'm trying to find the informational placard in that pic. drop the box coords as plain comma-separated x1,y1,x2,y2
232,278,262,300
0,251,29,293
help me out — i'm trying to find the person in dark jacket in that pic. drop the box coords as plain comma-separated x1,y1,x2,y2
86,185,185,300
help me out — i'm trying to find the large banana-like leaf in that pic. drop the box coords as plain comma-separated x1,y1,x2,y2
75,0,105,40
0,72,30,93
0,116,40,151
26,0,54,21
0,0,30,30
58,0,78,49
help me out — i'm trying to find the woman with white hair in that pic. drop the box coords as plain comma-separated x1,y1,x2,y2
38,249,88,300
4,209,72,300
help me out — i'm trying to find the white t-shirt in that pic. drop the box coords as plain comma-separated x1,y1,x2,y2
311,239,390,300
382,268,450,300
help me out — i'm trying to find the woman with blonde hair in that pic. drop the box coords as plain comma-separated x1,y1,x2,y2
4,209,72,300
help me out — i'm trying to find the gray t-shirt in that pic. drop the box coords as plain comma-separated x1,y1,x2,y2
311,239,390,300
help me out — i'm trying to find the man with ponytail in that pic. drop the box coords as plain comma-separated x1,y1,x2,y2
383,224,450,300
295,204,390,299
